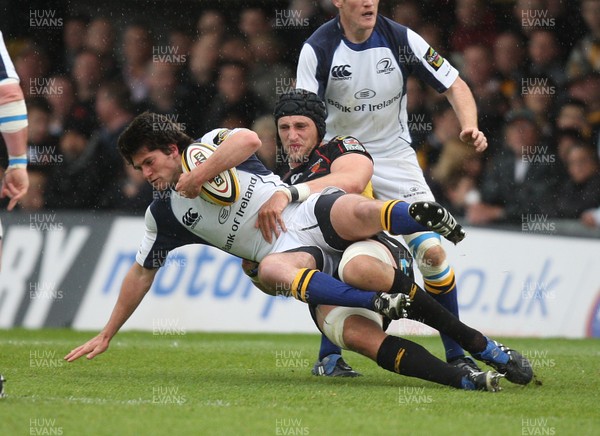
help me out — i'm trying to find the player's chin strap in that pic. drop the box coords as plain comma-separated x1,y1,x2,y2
276,183,311,202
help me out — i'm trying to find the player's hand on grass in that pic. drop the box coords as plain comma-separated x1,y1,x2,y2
255,191,289,243
1,168,29,211
64,334,110,362
460,128,487,153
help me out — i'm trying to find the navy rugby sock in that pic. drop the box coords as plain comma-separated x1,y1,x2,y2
381,200,429,235
291,269,377,309
432,291,466,361
318,334,342,361
422,265,466,360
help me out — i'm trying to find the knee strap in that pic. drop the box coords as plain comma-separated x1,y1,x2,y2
322,307,383,349
338,239,395,282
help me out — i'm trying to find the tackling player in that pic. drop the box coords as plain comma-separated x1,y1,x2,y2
254,89,417,377
65,112,533,390
0,31,29,266
296,0,488,370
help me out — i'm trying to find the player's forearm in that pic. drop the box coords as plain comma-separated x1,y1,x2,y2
304,172,368,195
444,77,479,130
303,156,372,194
191,129,261,185
101,264,154,340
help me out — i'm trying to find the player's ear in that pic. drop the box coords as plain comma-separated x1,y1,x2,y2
167,143,179,157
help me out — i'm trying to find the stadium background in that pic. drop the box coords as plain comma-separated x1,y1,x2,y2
1,0,599,338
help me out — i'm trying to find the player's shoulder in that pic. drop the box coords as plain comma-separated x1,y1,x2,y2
374,14,410,46
305,16,343,49
376,14,408,33
147,196,169,224
199,128,236,147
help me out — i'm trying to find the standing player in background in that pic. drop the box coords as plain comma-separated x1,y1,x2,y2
296,0,487,370
0,31,29,265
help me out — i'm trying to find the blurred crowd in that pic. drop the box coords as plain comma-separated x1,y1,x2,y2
1,0,599,229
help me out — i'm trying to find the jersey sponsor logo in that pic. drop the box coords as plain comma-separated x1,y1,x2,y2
223,176,257,252
328,91,401,113
341,137,365,152
354,89,376,99
424,47,444,71
218,206,231,224
331,64,352,80
376,58,395,74
182,207,201,228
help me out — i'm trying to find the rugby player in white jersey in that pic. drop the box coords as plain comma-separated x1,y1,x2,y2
0,31,29,265
295,0,488,370
65,112,533,389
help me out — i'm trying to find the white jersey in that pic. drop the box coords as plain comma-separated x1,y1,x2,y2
296,15,458,161
0,32,19,82
136,129,344,271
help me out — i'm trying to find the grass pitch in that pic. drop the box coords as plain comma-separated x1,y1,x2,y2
1,329,599,436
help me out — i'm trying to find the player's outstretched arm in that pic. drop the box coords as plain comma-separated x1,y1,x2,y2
443,77,488,153
64,263,157,362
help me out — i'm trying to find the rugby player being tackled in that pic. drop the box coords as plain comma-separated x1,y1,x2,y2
66,109,533,391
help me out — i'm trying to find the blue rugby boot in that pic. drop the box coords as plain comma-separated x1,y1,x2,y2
312,354,361,377
471,338,534,385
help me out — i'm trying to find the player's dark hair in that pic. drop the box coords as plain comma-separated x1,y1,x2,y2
118,111,193,165
273,89,327,147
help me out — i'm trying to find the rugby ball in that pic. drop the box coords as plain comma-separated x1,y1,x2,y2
181,142,240,205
